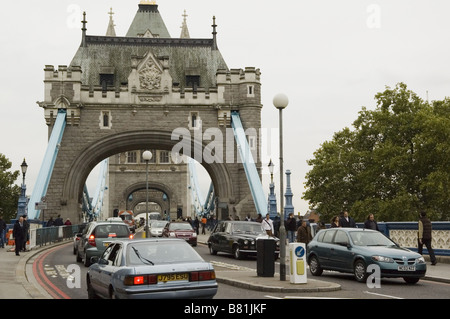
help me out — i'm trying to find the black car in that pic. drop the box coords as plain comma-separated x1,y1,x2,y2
207,220,279,260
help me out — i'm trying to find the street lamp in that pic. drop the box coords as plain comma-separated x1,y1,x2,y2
268,159,274,184
17,158,28,219
142,150,153,238
273,93,289,281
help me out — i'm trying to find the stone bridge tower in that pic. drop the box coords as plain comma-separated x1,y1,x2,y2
38,1,263,223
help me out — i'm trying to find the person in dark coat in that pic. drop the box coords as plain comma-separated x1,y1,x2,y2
285,213,297,243
54,215,64,226
418,211,437,265
22,215,30,251
339,211,356,228
13,216,25,256
364,213,379,231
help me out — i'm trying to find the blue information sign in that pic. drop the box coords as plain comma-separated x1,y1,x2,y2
295,245,305,258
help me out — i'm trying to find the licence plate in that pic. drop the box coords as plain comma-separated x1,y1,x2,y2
398,265,416,271
158,273,188,282
103,242,112,247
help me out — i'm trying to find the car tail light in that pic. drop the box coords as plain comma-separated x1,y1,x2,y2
88,234,96,247
190,270,216,282
129,234,134,239
124,275,157,286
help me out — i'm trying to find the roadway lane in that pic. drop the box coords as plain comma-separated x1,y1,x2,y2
28,239,450,299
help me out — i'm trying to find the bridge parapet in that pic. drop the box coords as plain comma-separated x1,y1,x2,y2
356,222,450,256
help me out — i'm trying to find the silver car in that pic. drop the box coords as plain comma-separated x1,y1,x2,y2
150,220,168,237
86,238,218,299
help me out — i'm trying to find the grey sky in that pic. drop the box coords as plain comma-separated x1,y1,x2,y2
1,0,449,217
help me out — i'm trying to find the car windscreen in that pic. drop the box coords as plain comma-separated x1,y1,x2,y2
349,231,396,246
94,224,130,238
127,241,204,265
153,221,168,228
232,223,264,234
169,223,193,231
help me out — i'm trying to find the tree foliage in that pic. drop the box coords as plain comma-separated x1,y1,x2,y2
0,154,21,222
303,83,450,223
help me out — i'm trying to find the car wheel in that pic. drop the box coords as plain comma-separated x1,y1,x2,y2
309,255,323,276
233,245,243,260
354,259,368,283
209,244,217,255
84,254,91,267
110,286,119,299
87,279,99,299
403,277,420,284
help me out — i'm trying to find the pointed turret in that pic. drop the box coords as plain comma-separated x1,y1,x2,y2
180,10,190,39
126,1,171,38
106,8,117,37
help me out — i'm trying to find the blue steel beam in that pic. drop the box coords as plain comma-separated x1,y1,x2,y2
231,111,268,217
27,109,67,220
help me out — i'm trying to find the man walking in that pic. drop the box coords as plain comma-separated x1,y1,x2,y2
418,211,437,265
13,216,25,256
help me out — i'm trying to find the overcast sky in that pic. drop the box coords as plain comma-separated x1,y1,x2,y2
1,0,450,217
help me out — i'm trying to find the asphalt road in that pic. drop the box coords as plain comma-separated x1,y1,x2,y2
28,238,450,300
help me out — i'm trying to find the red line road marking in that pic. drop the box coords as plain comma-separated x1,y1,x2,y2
32,244,72,299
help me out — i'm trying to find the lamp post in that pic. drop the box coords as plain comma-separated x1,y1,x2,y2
142,150,153,238
17,159,28,219
273,93,289,281
267,159,277,218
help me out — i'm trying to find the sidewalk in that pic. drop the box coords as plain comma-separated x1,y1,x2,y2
0,234,449,299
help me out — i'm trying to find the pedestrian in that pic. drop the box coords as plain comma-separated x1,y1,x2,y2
364,213,379,231
285,212,297,243
245,214,253,222
201,216,207,234
339,211,356,228
54,215,63,226
330,216,340,228
262,214,274,236
418,211,437,266
12,216,25,256
22,215,30,252
296,220,312,245
47,217,54,227
273,214,281,237
255,213,263,223
194,216,200,235
64,218,72,226
0,215,7,248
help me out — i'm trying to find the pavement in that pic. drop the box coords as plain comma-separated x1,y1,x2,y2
0,232,449,299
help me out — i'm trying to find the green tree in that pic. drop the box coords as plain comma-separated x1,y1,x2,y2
303,83,450,223
0,154,21,222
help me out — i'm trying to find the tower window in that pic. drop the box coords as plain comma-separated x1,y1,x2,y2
100,74,114,91
186,75,200,90
247,85,255,97
100,111,112,129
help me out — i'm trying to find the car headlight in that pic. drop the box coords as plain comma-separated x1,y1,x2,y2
244,240,249,245
372,255,394,263
416,256,426,264
169,233,176,237
192,233,197,238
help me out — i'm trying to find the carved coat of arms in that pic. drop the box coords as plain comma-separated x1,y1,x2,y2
139,58,162,90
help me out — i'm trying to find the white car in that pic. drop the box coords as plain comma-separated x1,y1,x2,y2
150,221,169,237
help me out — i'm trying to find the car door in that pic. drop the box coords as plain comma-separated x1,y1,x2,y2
209,222,225,252
315,229,336,268
89,243,114,297
95,243,122,298
78,223,94,260
330,230,353,271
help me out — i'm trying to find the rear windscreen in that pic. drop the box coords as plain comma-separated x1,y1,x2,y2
95,224,129,238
